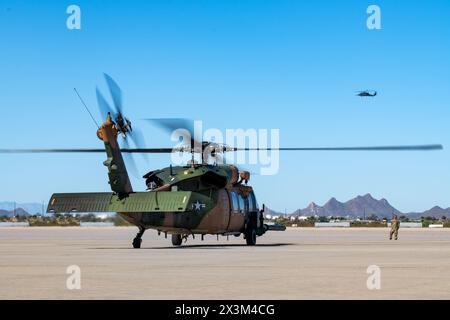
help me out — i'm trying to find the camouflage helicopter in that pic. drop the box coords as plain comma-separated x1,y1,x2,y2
1,74,443,248
356,90,377,97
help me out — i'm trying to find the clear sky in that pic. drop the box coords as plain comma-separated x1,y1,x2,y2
0,0,449,213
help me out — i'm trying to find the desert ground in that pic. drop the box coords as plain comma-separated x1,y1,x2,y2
1,227,450,299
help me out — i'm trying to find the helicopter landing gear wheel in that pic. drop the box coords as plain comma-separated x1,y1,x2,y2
245,228,257,246
132,238,142,249
245,213,257,246
132,227,145,249
172,234,183,246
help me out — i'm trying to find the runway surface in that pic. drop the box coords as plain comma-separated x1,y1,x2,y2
1,227,450,299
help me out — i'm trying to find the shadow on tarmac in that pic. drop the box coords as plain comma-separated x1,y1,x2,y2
91,243,295,250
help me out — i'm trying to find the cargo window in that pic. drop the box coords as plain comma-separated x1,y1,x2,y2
238,194,246,214
248,193,255,212
231,192,239,212
249,192,258,212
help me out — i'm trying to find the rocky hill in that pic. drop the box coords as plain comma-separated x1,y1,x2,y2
269,194,450,219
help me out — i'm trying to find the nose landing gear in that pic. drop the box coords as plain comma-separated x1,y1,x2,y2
245,227,257,246
244,212,257,246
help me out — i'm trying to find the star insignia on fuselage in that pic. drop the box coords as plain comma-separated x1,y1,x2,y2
192,200,206,211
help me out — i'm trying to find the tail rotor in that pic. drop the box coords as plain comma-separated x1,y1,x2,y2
96,73,148,177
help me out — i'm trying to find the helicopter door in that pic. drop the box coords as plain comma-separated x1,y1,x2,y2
248,191,262,230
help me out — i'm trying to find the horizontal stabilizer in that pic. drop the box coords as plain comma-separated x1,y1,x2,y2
48,193,113,213
47,191,193,214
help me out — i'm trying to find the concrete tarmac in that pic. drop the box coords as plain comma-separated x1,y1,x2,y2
1,227,450,299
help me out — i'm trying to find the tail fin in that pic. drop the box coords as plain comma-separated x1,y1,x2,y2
97,114,133,198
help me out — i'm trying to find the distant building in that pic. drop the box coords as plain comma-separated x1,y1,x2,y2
387,222,422,228
315,222,351,228
80,222,114,227
0,222,30,227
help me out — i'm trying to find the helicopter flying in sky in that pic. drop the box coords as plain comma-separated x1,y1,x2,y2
0,74,443,248
356,90,377,97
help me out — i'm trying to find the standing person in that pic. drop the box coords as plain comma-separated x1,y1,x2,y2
390,214,400,240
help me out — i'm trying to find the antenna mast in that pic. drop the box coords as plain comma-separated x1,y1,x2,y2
74,88,100,128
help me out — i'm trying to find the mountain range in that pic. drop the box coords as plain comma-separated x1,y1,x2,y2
268,194,450,219
2,196,450,219
0,202,46,216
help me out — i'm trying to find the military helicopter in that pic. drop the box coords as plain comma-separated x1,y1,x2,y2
356,90,377,97
0,74,443,248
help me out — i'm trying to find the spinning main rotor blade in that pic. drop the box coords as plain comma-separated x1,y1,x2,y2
231,145,443,151
144,118,203,148
0,144,442,154
0,148,175,154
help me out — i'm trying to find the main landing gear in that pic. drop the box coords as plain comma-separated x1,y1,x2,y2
132,227,145,249
172,234,183,246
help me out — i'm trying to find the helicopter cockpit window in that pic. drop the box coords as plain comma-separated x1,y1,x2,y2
238,194,246,214
145,173,164,191
176,178,200,191
147,181,158,191
231,192,239,213
200,171,227,189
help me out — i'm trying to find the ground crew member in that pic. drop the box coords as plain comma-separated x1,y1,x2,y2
389,214,400,240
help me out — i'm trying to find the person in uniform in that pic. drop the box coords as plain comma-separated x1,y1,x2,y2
389,214,400,240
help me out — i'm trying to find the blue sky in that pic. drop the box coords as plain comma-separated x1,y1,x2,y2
0,0,449,212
